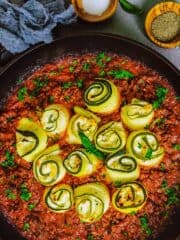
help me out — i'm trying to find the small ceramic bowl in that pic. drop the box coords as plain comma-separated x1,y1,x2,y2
145,1,180,48
71,0,118,22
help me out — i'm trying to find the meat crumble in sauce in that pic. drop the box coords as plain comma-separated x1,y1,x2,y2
0,53,179,240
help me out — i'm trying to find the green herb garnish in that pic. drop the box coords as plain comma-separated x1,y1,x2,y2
161,179,168,189
83,63,90,71
107,69,134,79
145,148,153,159
69,66,75,73
0,150,16,169
119,0,144,15
5,189,16,200
48,95,54,103
30,77,49,97
28,203,36,211
140,215,152,236
172,144,180,151
23,223,30,231
165,187,179,205
64,95,71,102
79,132,105,160
20,184,31,202
152,86,168,109
62,82,73,89
87,234,94,240
114,181,122,188
18,87,27,101
155,118,165,128
99,70,106,77
77,79,84,89
160,162,165,172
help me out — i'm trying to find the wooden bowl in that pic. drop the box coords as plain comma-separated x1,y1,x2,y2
71,0,118,22
145,2,180,48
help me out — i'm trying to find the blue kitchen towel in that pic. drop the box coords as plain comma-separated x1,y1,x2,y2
0,0,77,54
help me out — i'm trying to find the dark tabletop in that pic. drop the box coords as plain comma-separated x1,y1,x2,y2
0,0,179,240
0,0,179,73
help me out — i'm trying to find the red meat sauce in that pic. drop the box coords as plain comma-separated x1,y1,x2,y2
0,53,179,240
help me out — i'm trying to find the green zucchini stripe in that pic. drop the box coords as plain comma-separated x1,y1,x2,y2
45,188,73,211
75,194,104,221
63,150,88,174
106,155,137,173
43,108,59,132
115,182,147,209
127,104,153,119
131,132,162,160
84,80,112,106
16,130,39,157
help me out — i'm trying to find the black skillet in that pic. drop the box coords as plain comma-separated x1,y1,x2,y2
0,33,179,240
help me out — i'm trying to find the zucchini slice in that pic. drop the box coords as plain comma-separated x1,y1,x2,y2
94,121,127,153
84,79,121,114
33,145,66,186
126,130,164,167
44,184,74,213
121,99,154,130
112,182,147,214
67,106,101,144
105,153,140,183
74,182,110,222
63,148,100,177
16,118,48,162
41,104,69,137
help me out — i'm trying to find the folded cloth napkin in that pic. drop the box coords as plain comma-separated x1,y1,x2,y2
0,0,77,54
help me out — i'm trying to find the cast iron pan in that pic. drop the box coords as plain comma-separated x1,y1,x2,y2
0,33,179,240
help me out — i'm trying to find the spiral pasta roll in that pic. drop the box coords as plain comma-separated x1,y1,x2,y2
16,118,48,162
63,148,100,177
94,121,127,153
84,79,121,114
105,153,140,183
41,104,69,137
126,130,164,167
121,99,154,130
33,145,66,186
67,106,101,144
44,184,74,213
112,182,147,214
74,182,110,222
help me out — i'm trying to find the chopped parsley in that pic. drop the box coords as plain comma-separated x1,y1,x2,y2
69,66,75,73
17,87,27,101
138,142,142,149
172,144,180,151
23,222,30,231
114,181,122,188
77,79,84,89
145,148,153,159
5,189,16,200
152,86,168,109
20,184,31,202
79,131,105,160
160,162,165,172
17,78,23,84
48,95,54,104
96,52,105,67
64,95,71,102
49,71,58,76
154,117,165,128
62,82,72,89
176,96,180,101
99,70,106,77
161,179,168,189
87,234,94,240
161,180,179,205
107,69,134,79
0,150,16,169
30,77,49,97
140,215,152,236
165,187,179,205
27,203,36,211
83,63,90,71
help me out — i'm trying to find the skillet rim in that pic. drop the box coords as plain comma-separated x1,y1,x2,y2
0,32,179,240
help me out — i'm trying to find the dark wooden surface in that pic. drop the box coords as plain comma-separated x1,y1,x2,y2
0,0,179,239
